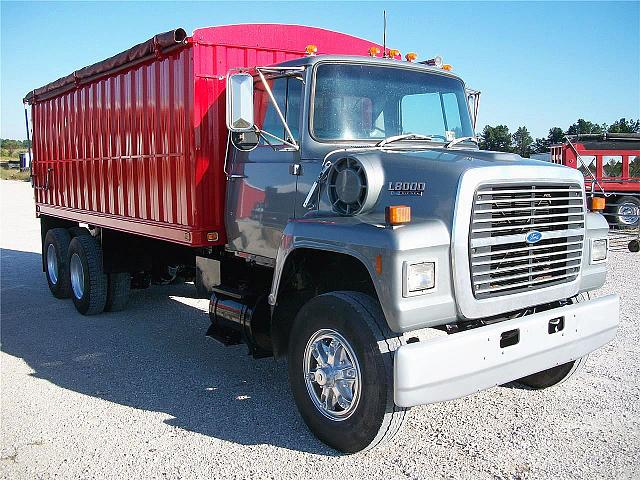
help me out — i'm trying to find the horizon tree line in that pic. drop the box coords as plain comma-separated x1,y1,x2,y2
479,118,640,158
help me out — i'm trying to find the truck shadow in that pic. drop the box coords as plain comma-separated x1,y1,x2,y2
0,248,337,456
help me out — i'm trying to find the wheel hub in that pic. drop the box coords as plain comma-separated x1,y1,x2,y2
46,243,58,285
70,253,85,299
303,329,362,421
618,202,639,225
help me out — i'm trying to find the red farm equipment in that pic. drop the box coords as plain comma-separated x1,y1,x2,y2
550,134,640,252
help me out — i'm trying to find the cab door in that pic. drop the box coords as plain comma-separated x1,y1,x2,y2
225,75,303,259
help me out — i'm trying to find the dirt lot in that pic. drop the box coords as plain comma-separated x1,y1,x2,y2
1,180,638,479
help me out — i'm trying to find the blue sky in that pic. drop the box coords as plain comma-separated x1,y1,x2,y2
1,1,638,140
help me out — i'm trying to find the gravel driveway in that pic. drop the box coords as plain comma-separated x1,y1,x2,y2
1,180,638,479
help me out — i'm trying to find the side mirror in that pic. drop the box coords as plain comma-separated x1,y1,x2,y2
226,73,254,132
466,88,481,131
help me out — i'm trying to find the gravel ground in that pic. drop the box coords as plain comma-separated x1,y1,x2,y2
1,179,638,479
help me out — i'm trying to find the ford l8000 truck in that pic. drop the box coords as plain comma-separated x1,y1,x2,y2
25,24,619,453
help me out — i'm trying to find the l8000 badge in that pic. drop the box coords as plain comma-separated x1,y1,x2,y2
388,182,426,196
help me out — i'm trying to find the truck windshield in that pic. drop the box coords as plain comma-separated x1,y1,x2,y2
312,63,474,143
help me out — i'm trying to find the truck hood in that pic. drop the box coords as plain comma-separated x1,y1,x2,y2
311,147,580,228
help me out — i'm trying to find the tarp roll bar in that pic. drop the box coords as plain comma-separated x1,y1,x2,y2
24,28,187,104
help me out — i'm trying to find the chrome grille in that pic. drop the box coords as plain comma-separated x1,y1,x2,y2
469,183,584,299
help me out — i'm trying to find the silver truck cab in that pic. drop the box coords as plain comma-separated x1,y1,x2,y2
216,54,618,453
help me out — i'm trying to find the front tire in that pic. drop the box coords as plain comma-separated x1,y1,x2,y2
44,228,72,299
68,235,108,315
517,293,589,389
288,291,406,453
517,356,587,389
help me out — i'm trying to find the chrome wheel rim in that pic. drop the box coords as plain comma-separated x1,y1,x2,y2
46,243,58,285
303,329,361,421
70,253,84,299
618,202,639,225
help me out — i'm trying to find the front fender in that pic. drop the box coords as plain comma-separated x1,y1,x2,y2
579,211,609,293
269,217,457,332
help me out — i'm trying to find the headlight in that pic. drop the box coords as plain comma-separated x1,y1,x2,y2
590,238,608,263
405,262,435,295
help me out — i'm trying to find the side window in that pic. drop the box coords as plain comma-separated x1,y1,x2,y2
285,78,302,142
630,156,640,177
577,155,596,177
602,156,622,177
401,93,444,137
442,93,463,137
254,77,302,146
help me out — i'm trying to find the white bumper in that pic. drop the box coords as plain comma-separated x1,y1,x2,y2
394,294,619,408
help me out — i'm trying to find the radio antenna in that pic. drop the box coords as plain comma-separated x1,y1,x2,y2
382,10,387,57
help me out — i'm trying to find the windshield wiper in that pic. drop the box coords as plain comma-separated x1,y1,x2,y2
376,133,433,148
444,136,479,149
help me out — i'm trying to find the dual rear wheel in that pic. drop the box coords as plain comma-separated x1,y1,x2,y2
44,227,130,315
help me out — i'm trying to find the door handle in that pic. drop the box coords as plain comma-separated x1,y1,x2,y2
227,174,247,180
289,163,303,176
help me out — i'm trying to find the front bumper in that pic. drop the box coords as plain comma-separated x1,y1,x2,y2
394,294,619,408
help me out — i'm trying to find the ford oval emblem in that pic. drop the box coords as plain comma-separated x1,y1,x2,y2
526,231,543,244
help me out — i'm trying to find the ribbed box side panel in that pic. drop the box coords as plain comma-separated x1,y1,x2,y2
32,48,199,243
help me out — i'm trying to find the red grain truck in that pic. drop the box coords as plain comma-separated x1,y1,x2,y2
549,134,640,228
26,24,618,452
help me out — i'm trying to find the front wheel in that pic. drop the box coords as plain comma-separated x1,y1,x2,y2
288,291,406,453
516,356,587,389
517,293,589,389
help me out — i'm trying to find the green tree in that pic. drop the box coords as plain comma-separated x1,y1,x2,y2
479,125,512,152
21,139,32,148
532,127,565,154
630,156,640,177
512,126,533,157
1,139,21,157
607,118,640,134
548,127,565,144
567,119,604,136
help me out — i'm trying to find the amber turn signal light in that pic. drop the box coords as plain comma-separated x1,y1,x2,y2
590,197,606,211
375,254,383,275
386,206,411,225
388,49,401,59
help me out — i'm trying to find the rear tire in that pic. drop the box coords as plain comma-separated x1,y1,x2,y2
44,228,72,299
105,273,131,312
288,291,406,453
68,235,107,315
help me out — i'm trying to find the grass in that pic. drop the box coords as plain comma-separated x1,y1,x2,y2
0,164,31,181
0,156,31,181
0,169,31,181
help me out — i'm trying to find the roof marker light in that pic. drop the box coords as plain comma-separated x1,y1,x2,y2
405,52,418,62
369,46,381,57
388,49,401,59
442,64,453,71
305,44,318,56
424,56,443,68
